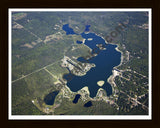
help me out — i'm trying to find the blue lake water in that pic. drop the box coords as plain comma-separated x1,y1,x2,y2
62,24,121,98
76,40,83,44
84,101,92,107
73,94,81,104
62,24,77,35
84,25,90,31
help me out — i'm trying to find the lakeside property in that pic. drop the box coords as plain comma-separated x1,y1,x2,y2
11,11,149,116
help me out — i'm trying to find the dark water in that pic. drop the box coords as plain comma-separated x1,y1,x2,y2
76,40,83,44
84,101,92,107
85,25,91,31
44,91,59,105
72,94,81,104
62,24,77,35
62,24,121,98
80,32,106,49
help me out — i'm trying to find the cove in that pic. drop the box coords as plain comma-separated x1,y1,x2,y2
62,24,77,35
62,24,121,98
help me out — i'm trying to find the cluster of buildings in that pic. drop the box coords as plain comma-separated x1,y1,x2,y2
61,56,95,76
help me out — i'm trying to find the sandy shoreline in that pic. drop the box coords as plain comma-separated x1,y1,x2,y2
87,38,93,41
82,39,86,44
115,46,123,68
107,44,123,94
81,86,90,94
97,80,105,87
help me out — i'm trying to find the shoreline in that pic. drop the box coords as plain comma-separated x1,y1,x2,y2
82,39,86,44
97,80,105,87
66,31,124,99
81,86,90,94
107,43,124,95
115,46,123,68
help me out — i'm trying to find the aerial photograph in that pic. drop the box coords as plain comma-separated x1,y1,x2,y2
9,9,151,119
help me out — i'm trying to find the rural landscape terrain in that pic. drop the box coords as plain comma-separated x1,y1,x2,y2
11,11,149,115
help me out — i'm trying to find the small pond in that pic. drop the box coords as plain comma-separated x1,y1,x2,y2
84,101,93,107
44,91,59,105
72,94,81,104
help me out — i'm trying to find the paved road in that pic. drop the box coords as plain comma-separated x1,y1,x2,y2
44,68,57,79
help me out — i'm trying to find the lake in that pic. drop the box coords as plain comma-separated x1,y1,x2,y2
44,91,59,105
63,24,121,98
62,24,77,35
